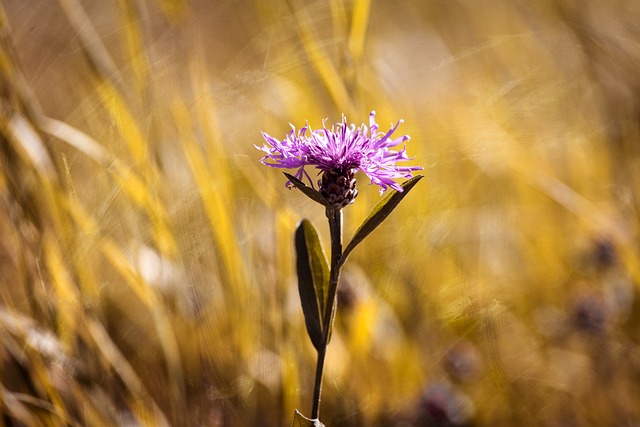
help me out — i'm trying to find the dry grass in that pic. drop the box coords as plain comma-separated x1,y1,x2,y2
1,0,640,425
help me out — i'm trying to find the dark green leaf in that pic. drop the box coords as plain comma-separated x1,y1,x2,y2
325,296,337,345
284,173,330,207
295,219,330,350
341,175,423,266
291,410,325,427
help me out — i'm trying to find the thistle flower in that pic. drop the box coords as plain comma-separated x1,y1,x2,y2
257,113,424,423
256,111,423,207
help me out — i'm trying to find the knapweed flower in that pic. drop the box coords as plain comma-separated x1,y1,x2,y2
256,111,423,208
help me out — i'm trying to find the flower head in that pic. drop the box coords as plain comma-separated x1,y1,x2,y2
256,111,423,203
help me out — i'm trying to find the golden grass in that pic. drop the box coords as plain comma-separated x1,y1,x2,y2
1,0,640,425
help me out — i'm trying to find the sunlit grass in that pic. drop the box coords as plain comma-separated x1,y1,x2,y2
1,0,640,425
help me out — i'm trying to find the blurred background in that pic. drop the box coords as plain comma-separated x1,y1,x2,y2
1,0,640,425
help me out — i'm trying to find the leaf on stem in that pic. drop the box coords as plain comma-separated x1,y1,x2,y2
295,220,330,350
284,173,330,207
292,410,326,427
341,175,423,265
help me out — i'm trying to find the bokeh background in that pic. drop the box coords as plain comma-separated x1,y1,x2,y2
2,0,640,425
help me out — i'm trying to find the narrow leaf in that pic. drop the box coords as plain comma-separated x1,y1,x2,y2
292,410,326,427
284,173,330,207
341,175,423,265
304,221,330,321
295,220,330,350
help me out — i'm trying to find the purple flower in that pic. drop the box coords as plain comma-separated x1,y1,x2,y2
256,111,423,196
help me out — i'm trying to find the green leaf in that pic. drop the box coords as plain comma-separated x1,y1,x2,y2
325,295,337,345
341,175,423,266
284,173,330,207
295,219,330,350
291,410,326,427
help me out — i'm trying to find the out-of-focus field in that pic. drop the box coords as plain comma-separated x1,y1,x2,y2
2,0,640,425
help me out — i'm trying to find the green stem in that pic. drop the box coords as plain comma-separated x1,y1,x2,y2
311,208,343,419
